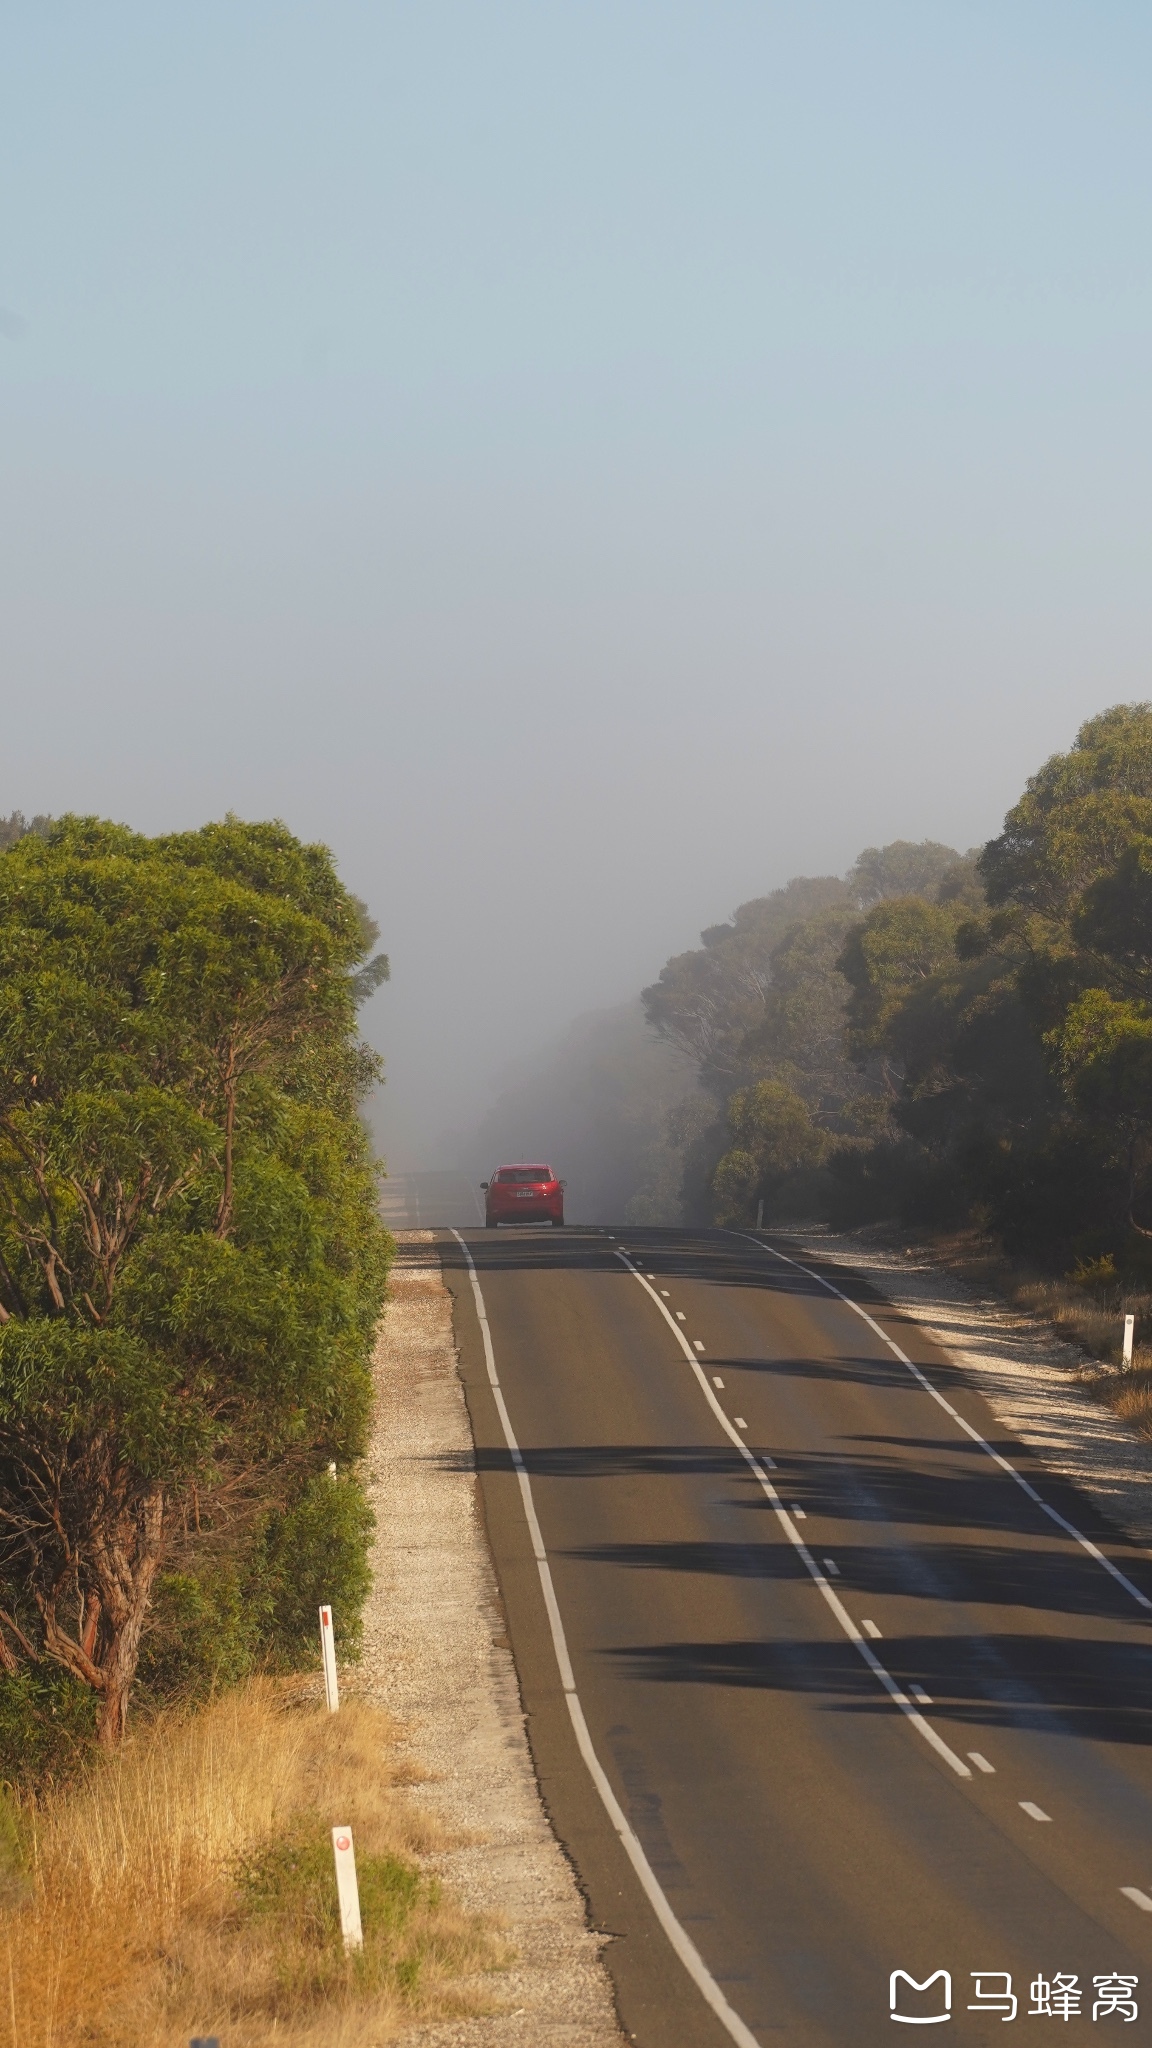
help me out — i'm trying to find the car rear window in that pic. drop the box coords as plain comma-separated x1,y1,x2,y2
497,1168,552,1184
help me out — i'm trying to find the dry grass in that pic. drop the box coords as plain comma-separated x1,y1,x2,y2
919,1229,1152,1440
0,1680,506,2047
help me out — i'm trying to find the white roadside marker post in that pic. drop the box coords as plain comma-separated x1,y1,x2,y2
331,1826,364,1950
1123,1313,1136,1369
756,1198,764,1229
319,1603,340,1712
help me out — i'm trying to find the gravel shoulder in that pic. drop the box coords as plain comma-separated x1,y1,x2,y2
774,1223,1152,1550
359,1231,624,2048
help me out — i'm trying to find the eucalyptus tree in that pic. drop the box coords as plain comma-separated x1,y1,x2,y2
0,818,390,1743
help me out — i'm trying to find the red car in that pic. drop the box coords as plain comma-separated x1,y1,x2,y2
482,1164,565,1227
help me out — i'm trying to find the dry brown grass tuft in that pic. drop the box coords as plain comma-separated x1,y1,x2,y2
1099,1365,1152,1433
0,1680,505,2047
917,1230,1152,1441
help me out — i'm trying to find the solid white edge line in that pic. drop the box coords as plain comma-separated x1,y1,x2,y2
611,1249,972,1780
448,1230,762,2048
732,1232,1152,1616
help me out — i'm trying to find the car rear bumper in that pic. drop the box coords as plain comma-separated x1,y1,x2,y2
486,1207,563,1224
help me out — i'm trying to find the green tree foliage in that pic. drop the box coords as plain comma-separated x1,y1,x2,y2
641,876,854,1091
642,844,973,1219
830,704,1152,1261
710,1081,829,1226
641,707,1152,1257
0,814,52,854
740,907,860,1107
1073,837,1152,992
840,897,971,1067
848,840,975,908
981,704,1152,921
0,817,390,1744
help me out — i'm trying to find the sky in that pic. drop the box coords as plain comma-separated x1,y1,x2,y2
3,1,1151,1167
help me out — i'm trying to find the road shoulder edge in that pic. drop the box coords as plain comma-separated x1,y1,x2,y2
362,1229,624,2047
771,1225,1152,1551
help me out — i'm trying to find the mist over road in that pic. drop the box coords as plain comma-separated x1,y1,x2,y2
436,1226,1152,2046
379,1171,482,1230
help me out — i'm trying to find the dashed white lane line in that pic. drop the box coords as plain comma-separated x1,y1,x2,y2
734,1416,748,1429
1020,1802,1052,1823
968,1752,996,1774
613,1248,972,1780
451,1231,761,2048
910,1684,933,1706
676,1311,687,1322
823,1557,840,1576
660,1290,670,1298
734,1231,1152,1618
861,1619,882,1639
791,1504,807,1520
712,1375,725,1389
693,1340,705,1352
1122,1887,1152,1912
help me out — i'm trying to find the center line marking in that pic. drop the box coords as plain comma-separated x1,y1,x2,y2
451,1232,761,2048
614,1248,972,1780
1019,1802,1051,1822
1122,1887,1152,1912
861,1619,882,1638
732,1231,1152,1618
968,1752,995,1774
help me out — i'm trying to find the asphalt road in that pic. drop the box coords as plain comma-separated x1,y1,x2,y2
438,1224,1152,2045
378,1170,483,1229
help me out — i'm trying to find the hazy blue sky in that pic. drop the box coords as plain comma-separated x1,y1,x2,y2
3,2,1151,1164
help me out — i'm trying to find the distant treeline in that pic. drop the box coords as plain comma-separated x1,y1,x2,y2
641,703,1152,1276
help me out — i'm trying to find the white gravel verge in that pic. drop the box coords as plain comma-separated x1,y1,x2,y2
773,1225,1152,1551
360,1231,624,2047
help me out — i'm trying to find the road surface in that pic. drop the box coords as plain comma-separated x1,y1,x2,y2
435,1224,1152,2045
378,1170,483,1230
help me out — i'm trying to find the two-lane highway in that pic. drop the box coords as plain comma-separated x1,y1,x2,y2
438,1225,1152,2044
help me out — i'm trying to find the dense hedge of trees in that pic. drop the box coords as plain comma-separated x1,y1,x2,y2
0,816,390,1755
644,704,1152,1277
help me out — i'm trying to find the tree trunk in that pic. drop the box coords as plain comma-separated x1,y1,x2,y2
215,1066,237,1238
92,1484,166,1748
